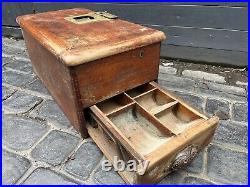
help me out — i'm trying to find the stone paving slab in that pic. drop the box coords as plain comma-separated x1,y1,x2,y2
2,150,31,184
2,115,49,151
207,145,248,184
22,168,77,185
31,130,80,166
30,100,72,129
2,69,35,87
92,159,125,185
3,91,43,114
2,37,248,184
63,141,103,181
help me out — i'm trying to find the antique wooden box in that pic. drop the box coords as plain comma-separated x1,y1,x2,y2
17,8,219,184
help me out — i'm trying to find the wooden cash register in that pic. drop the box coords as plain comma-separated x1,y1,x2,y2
17,8,219,184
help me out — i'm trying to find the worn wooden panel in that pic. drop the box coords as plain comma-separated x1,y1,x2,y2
161,44,247,66
21,29,88,137
33,3,248,30
17,8,165,67
75,43,161,108
149,25,248,52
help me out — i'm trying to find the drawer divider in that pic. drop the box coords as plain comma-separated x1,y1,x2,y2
150,81,208,120
150,100,179,115
106,102,135,116
135,103,175,136
90,105,145,161
132,88,157,99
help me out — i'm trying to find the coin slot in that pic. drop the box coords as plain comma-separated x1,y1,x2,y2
73,15,95,21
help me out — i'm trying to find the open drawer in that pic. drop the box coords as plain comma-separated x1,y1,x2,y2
86,81,219,184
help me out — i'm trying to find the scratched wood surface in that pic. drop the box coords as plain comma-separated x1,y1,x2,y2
17,8,165,66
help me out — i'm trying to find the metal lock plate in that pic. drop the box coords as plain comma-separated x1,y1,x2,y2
65,12,118,24
95,11,118,19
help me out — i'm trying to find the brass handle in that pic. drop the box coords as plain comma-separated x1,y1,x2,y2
171,145,199,170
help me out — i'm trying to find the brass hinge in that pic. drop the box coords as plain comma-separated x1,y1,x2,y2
95,11,118,19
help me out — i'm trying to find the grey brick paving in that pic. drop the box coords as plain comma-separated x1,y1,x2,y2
31,130,80,166
159,65,177,75
207,145,248,184
197,81,247,97
185,151,204,174
4,56,33,74
24,78,50,96
92,160,125,184
159,171,183,184
22,168,77,184
3,115,49,151
2,43,29,59
232,102,248,122
2,150,31,184
182,70,226,83
2,37,26,50
30,100,71,129
214,120,248,148
2,56,9,66
195,81,247,102
64,141,102,180
173,91,205,112
205,98,230,119
2,69,35,87
2,85,16,100
236,81,248,86
3,91,43,114
2,37,248,184
183,176,213,184
158,75,195,92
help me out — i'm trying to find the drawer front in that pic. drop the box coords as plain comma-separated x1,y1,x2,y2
136,123,217,184
86,81,219,184
74,43,161,108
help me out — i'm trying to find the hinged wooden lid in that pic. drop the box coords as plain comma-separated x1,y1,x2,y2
17,8,166,66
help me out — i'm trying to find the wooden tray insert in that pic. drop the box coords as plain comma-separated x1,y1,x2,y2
87,82,218,184
91,82,206,157
96,93,134,115
107,103,172,156
125,83,155,98
135,89,177,115
134,89,204,135
154,103,205,135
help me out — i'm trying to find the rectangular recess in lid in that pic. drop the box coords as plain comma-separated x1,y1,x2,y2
64,12,118,24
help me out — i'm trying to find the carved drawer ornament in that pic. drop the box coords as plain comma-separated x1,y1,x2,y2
171,144,199,170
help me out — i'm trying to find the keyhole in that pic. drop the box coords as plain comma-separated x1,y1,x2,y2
139,50,144,58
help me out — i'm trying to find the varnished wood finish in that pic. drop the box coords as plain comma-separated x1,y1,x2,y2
22,30,88,137
16,8,165,66
75,43,161,108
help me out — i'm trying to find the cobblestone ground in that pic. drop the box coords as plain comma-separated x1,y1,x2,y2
2,37,248,184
